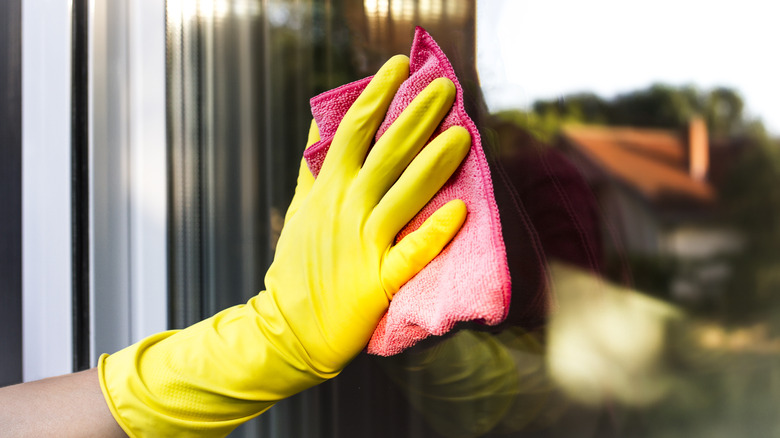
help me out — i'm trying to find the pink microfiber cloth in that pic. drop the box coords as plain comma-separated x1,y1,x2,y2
304,27,511,356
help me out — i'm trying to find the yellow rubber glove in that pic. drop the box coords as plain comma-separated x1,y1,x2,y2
98,55,471,437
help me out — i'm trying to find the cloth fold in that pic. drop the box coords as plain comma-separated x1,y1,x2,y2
304,27,511,356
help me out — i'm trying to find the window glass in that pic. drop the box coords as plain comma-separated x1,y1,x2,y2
167,1,780,436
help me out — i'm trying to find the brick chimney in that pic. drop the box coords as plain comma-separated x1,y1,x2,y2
688,117,709,181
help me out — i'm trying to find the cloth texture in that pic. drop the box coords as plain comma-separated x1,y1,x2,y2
304,27,511,356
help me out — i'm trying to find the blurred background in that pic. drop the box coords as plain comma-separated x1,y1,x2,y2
4,0,780,436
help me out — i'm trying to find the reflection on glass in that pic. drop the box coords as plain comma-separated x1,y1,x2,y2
365,0,449,20
364,0,390,18
167,0,780,436
419,0,443,17
546,262,681,407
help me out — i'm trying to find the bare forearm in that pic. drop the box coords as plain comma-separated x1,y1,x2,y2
0,368,126,437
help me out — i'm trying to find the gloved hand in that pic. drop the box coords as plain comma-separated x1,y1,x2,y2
98,55,472,437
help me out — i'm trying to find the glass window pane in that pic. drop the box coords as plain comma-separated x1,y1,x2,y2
167,1,780,436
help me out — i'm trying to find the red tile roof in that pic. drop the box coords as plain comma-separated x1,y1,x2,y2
560,125,716,205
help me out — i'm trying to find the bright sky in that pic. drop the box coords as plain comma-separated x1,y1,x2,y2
477,0,780,135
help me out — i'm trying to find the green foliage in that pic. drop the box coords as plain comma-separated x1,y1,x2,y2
705,87,746,138
720,130,780,325
608,84,702,129
492,109,566,143
499,83,753,139
532,92,610,125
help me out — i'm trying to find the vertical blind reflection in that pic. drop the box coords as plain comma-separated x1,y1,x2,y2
167,1,359,436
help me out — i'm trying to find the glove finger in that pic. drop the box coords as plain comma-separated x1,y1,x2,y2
366,126,470,244
318,55,409,181
354,78,456,207
284,120,320,224
381,199,467,299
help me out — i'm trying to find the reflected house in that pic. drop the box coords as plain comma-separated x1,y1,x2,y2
557,120,744,301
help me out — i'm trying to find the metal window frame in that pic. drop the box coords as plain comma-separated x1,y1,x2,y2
0,0,23,387
90,0,169,362
22,0,168,380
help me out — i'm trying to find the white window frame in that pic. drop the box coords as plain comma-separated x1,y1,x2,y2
22,0,74,381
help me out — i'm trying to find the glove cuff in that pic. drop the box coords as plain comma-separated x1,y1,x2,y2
98,299,335,437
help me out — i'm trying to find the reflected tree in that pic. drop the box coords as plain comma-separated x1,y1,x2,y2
495,83,751,141
721,124,780,328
